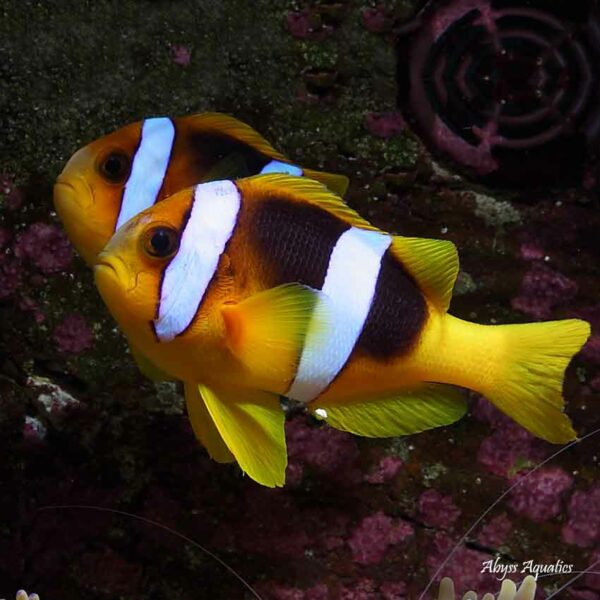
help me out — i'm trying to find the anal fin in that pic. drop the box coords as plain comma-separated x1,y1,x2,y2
310,384,467,437
184,383,235,464
200,384,287,487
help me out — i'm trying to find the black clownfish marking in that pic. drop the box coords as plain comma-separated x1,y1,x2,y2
252,198,350,290
356,250,427,360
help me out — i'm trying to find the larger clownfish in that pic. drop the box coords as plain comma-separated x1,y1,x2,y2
93,174,590,487
53,113,348,382
53,112,349,266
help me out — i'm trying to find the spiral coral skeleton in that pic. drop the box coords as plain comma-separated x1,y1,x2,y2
397,0,600,187
437,575,537,600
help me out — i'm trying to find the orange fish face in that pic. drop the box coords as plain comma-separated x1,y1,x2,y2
93,191,193,342
54,121,143,265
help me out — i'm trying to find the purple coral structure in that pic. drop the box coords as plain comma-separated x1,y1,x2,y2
169,44,191,67
511,263,578,319
418,489,461,529
474,397,548,478
53,313,94,354
562,484,600,548
507,466,573,523
364,112,405,138
348,511,413,565
396,0,600,188
477,513,512,547
364,455,403,484
14,222,72,274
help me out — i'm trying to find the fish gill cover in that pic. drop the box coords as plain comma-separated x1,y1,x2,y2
396,0,600,189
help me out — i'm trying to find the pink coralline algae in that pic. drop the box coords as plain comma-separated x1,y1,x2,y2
169,44,191,67
286,416,361,485
14,222,73,274
364,455,403,484
53,314,94,354
348,511,413,565
519,242,545,261
474,397,549,478
426,533,498,595
287,9,314,39
418,489,461,529
571,306,600,365
507,466,573,523
361,6,388,33
477,513,512,547
262,583,329,600
584,549,600,592
364,112,405,138
0,257,22,300
562,484,600,548
0,226,11,250
511,263,578,319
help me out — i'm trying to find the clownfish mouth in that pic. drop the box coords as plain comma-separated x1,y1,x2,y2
94,253,139,293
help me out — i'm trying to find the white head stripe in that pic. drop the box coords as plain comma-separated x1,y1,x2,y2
153,180,241,342
287,227,391,403
115,117,175,231
260,160,303,177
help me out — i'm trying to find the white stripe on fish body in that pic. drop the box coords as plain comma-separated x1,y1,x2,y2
260,160,303,176
115,117,175,231
154,180,241,342
286,227,392,403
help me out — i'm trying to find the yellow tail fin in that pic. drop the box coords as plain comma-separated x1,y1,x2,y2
480,318,590,443
304,168,350,197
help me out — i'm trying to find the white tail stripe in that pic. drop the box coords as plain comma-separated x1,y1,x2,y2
115,117,175,231
154,180,241,342
287,227,391,403
260,160,303,176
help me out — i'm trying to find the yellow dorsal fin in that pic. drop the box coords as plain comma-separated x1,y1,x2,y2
184,112,287,161
221,283,328,384
310,383,467,437
243,174,459,311
199,384,287,487
389,236,459,312
184,383,235,464
190,115,351,196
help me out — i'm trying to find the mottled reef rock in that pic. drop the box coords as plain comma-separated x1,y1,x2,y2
2,1,599,599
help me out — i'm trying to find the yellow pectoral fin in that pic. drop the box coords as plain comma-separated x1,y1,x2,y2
128,341,175,382
184,383,235,464
199,385,287,487
310,384,467,437
221,283,327,383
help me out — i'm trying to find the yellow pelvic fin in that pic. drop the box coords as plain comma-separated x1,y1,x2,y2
389,236,459,313
186,112,286,161
222,283,327,382
128,340,175,382
303,167,350,197
183,383,235,464
479,318,590,443
310,384,467,437
199,384,286,487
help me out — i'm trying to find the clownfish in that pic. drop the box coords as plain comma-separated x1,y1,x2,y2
53,113,348,381
93,174,590,487
53,112,349,266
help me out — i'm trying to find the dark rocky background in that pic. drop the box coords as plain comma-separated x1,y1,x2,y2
1,1,599,598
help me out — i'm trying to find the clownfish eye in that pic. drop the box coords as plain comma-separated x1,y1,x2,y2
143,226,180,259
98,151,130,182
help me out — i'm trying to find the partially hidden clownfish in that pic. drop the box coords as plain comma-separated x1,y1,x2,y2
53,112,348,266
93,174,590,487
53,113,349,380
